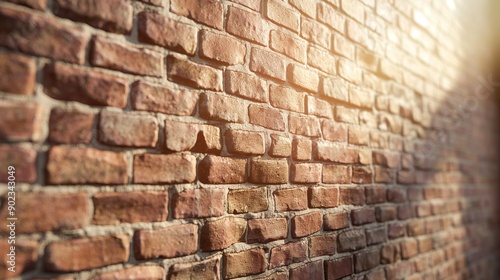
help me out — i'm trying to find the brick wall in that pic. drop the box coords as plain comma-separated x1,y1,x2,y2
0,0,499,279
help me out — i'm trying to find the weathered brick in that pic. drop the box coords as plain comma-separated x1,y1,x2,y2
291,163,321,183
0,7,89,64
374,166,395,183
270,84,306,113
47,146,127,185
44,63,128,108
375,206,397,222
289,114,320,137
322,120,348,142
200,30,246,65
365,185,386,204
164,121,198,151
92,191,168,225
291,212,322,238
250,158,288,184
354,249,380,272
301,18,330,49
167,55,223,91
290,261,323,280
340,187,365,205
134,224,198,260
288,64,320,93
200,92,246,123
0,145,37,183
94,266,165,280
0,239,37,278
274,188,308,212
133,153,196,184
99,111,158,148
0,101,42,142
223,248,267,278
226,70,267,102
266,0,300,32
324,211,349,231
228,187,268,213
198,155,247,184
338,229,366,252
249,104,286,131
388,223,405,239
138,12,197,55
323,165,351,184
270,30,306,63
172,188,224,219
307,95,333,118
0,52,36,95
171,0,223,29
247,218,288,243
227,6,267,45
309,234,336,257
269,241,307,268
351,208,375,225
373,151,400,168
138,0,163,6
91,37,162,77
401,239,418,259
352,166,372,184
231,0,261,11
381,243,399,264
325,256,353,280
317,2,345,32
225,129,265,155
169,258,219,280
322,76,349,102
45,235,129,272
270,134,291,157
292,138,312,160
5,0,47,10
366,226,387,245
48,108,94,144
250,47,286,80
314,141,358,163
201,217,246,251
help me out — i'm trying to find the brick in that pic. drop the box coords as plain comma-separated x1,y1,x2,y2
200,92,246,123
292,138,312,160
133,153,196,184
0,7,89,64
274,188,308,212
249,104,286,131
349,86,373,109
231,0,261,10
5,0,47,10
92,191,168,225
348,127,369,146
357,47,378,71
94,266,165,280
91,37,162,77
338,229,366,252
381,244,398,264
138,0,164,6
227,6,267,45
322,76,349,102
0,52,36,95
309,234,336,257
374,166,395,183
388,223,405,239
0,145,37,183
288,64,319,92
201,217,246,251
269,241,307,268
365,185,385,204
401,239,418,259
366,226,386,245
167,55,223,91
289,114,320,137
248,218,287,243
270,134,291,157
398,171,416,184
408,220,425,237
0,101,42,142
324,212,349,231
375,206,396,222
325,256,353,280
341,0,365,22
314,141,358,163
48,109,94,144
172,188,224,219
164,121,198,151
323,165,350,184
47,146,127,185
223,248,267,278
352,166,372,184
340,187,365,205
333,33,355,60
266,0,299,32
98,111,158,148
169,258,219,280
199,155,247,184
290,261,323,280
250,158,288,184
338,58,363,84
226,70,267,102
44,63,128,108
354,249,380,272
373,151,400,168
138,12,197,55
131,81,198,115
307,46,336,75
134,224,198,260
307,95,333,118
418,237,433,253
55,0,132,33
318,2,345,32
200,30,246,65
291,163,321,183
225,129,265,155
250,48,286,80
45,235,129,272
270,30,306,63
301,18,330,49
387,187,406,202
0,239,37,278
0,193,88,234
322,120,348,142
397,204,414,220
228,187,268,213
171,0,223,29
270,84,306,113
291,212,322,238
351,208,375,225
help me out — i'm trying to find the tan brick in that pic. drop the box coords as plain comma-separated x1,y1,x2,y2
270,134,291,157
270,30,306,63
0,52,36,95
0,145,37,183
307,46,336,75
198,155,247,184
274,188,308,212
131,81,198,115
169,258,219,280
317,2,345,32
172,188,224,219
201,217,246,251
308,186,339,208
0,239,37,278
348,126,369,146
167,55,222,90
250,158,288,184
401,239,418,259
227,6,268,45
164,121,198,152
133,153,196,184
324,211,349,230
288,64,319,92
269,241,307,268
301,18,330,49
290,163,321,183
226,70,267,102
349,86,374,109
266,0,300,32
357,47,378,72
250,47,286,80
138,0,163,6
341,0,365,23
98,111,158,148
270,84,306,113
228,187,268,213
346,19,372,49
292,138,312,160
322,120,348,142
290,0,316,17
230,0,261,11
307,95,333,118
171,0,223,29
94,266,165,280
323,165,350,184
335,106,359,124
223,248,267,278
200,92,246,123
339,58,363,84
0,101,42,142
291,212,322,238
322,76,349,102
289,114,320,137
373,151,400,168
333,33,356,60
200,30,246,65
225,129,265,155
247,218,288,243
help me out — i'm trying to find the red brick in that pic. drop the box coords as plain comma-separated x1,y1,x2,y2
418,236,433,253
270,84,306,113
324,211,349,231
374,166,395,183
164,121,198,151
365,185,386,204
133,153,196,184
309,234,336,257
314,141,358,163
375,206,396,222
270,134,291,157
269,241,307,268
407,220,425,237
55,0,132,33
381,243,399,264
318,2,345,32
131,81,197,115
45,235,129,272
307,95,333,118
354,249,380,272
397,205,414,220
172,188,224,219
292,138,312,160
249,104,286,131
98,111,158,148
338,228,366,252
288,64,320,93
301,18,330,49
201,217,246,251
226,70,267,102
94,266,165,280
266,0,300,32
225,129,265,155
388,223,405,239
322,120,348,142
274,188,308,212
247,218,288,243
270,30,307,63
325,256,353,280
47,146,127,185
348,126,369,146
0,52,36,95
0,101,42,142
171,0,223,29
290,261,323,280
223,248,267,278
340,187,365,205
366,226,387,245
250,47,286,80
227,6,267,45
228,187,268,213
291,212,322,238
169,258,219,280
48,109,94,144
323,165,350,184
291,163,321,183
91,37,162,77
92,191,168,225
0,7,89,64
199,155,247,184
387,187,406,202
0,145,37,183
138,12,197,55
134,224,198,260
44,63,128,108
401,239,418,259
351,207,375,225
373,151,400,168
5,0,47,10
250,158,288,184
352,166,372,184
398,171,416,184
289,114,320,137
200,92,246,123
0,193,88,234
167,55,223,91
200,30,246,65
0,239,37,278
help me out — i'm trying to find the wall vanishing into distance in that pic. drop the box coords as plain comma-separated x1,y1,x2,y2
0,0,499,279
